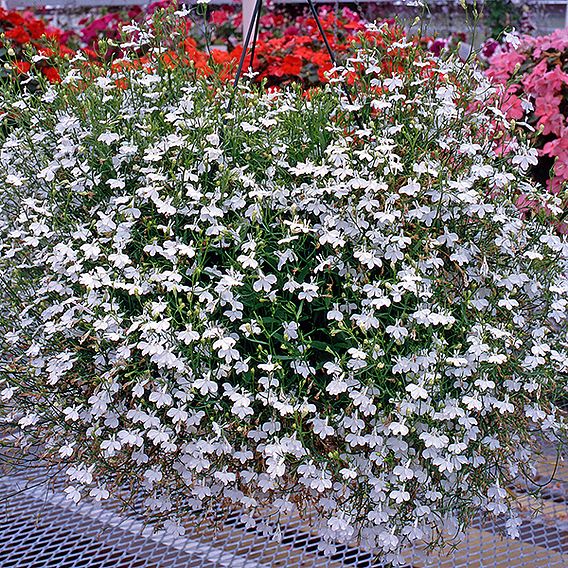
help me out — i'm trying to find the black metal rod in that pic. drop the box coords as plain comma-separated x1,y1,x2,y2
306,0,338,67
226,0,264,114
305,0,364,130
226,0,363,131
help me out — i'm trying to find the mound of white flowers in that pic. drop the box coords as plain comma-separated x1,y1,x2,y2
1,17,567,564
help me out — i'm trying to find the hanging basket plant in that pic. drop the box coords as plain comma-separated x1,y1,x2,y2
0,9,567,565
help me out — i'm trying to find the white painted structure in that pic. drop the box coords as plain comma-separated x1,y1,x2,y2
243,0,256,44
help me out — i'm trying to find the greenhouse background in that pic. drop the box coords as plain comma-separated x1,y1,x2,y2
2,0,568,34
1,0,568,567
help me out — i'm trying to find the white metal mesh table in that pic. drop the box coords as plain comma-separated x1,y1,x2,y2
1,448,567,568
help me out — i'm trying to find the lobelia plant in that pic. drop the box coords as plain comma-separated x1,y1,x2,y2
0,11,567,565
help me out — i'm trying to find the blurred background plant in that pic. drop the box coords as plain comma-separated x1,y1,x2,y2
487,28,568,231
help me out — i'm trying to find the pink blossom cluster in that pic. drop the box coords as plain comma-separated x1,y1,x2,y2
487,29,568,231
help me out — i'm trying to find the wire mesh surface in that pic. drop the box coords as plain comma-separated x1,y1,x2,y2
1,447,568,568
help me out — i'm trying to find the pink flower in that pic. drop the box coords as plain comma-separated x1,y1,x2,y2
499,85,525,120
487,30,568,230
522,59,549,94
542,132,568,173
535,94,564,136
516,193,538,216
530,28,568,58
486,50,525,83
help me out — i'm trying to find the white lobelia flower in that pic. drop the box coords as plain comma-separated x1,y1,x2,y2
253,273,277,293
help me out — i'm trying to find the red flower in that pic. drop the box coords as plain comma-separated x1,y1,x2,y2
83,47,99,60
210,9,230,26
25,18,46,40
42,66,61,83
115,78,129,90
5,26,31,44
13,60,30,74
279,55,303,77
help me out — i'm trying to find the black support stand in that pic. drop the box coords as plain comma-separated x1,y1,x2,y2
226,0,363,130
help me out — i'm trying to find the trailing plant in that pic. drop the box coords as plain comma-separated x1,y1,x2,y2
1,11,567,566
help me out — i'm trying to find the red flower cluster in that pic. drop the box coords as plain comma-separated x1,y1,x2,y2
0,7,61,45
0,2,449,91
233,8,368,87
57,3,369,87
0,7,71,82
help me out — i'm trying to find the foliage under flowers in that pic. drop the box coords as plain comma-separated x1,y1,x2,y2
1,9,568,566
486,29,568,227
